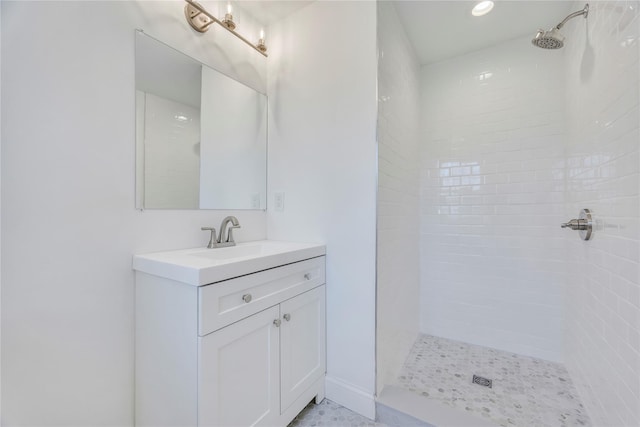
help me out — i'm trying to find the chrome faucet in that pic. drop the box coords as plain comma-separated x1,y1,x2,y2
219,216,241,246
201,216,241,249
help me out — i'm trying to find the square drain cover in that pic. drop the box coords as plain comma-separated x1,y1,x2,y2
472,375,492,388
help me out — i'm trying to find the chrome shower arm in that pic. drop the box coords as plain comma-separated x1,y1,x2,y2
556,4,589,29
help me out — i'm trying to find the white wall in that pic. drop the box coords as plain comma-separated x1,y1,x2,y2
0,1,3,418
420,37,568,362
563,2,640,425
266,0,378,418
376,1,420,394
1,1,267,424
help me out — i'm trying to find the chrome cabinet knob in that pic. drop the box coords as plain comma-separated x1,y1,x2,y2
283,313,291,322
273,319,281,327
242,294,252,303
304,273,311,280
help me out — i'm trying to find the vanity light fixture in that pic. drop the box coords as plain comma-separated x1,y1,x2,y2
472,0,494,17
184,0,268,57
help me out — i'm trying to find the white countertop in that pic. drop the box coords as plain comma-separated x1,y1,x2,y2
133,240,326,286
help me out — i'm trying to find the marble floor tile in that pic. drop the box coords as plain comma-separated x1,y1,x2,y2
394,334,591,427
288,399,387,427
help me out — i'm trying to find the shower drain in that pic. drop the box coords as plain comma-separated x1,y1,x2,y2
472,375,493,388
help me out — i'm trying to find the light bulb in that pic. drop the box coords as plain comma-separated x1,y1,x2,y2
257,29,267,53
222,2,236,30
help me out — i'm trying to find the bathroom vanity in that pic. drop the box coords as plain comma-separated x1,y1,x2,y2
133,241,326,426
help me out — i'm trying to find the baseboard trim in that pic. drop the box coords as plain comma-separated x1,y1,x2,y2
325,376,375,420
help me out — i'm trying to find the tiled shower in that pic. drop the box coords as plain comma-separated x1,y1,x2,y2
376,1,639,426
420,34,567,363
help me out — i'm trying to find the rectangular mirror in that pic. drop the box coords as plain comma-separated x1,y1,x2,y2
135,31,267,210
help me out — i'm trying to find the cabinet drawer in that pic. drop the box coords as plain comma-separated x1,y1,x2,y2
199,256,325,336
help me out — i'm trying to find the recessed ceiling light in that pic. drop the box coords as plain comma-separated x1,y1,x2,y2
472,0,494,17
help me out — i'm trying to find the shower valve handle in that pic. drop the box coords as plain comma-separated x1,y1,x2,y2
561,219,588,230
561,209,593,241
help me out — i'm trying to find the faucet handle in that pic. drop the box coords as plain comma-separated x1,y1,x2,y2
201,227,217,249
226,224,241,243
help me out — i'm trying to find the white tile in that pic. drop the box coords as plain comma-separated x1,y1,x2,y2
565,7,640,419
394,335,591,427
376,1,422,394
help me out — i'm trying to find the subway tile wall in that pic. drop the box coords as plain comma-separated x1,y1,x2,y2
563,2,640,426
376,1,421,393
140,92,200,209
419,37,568,362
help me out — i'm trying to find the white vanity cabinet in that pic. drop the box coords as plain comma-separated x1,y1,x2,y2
198,305,281,427
199,285,326,426
134,245,326,427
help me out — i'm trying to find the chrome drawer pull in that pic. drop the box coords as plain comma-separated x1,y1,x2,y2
242,294,252,303
283,313,291,322
273,319,281,327
304,273,311,280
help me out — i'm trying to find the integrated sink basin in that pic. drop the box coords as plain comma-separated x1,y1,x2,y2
133,240,326,286
189,241,285,261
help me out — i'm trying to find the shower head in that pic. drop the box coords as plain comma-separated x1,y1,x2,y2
531,3,588,49
532,28,565,49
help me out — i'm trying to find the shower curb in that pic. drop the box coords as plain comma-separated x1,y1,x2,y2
376,386,500,427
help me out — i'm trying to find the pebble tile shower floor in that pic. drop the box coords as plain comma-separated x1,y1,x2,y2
395,334,591,427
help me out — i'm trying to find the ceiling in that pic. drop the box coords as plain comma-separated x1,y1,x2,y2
394,1,575,64
234,1,576,65
236,1,314,25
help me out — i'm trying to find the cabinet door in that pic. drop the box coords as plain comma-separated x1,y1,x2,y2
280,286,326,413
199,305,280,427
